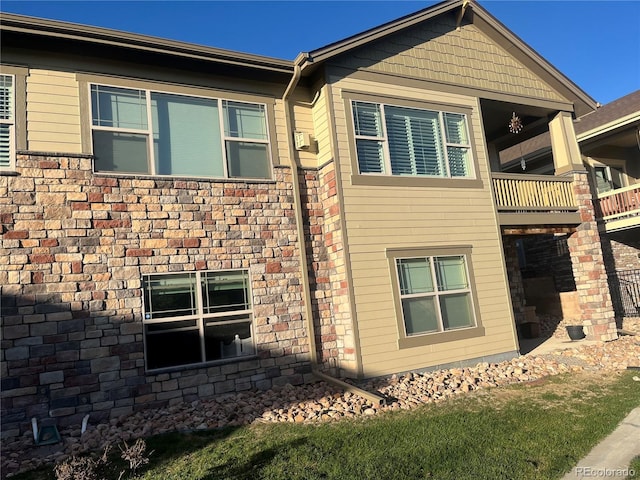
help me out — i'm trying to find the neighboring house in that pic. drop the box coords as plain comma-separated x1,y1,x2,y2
0,0,619,446
500,91,640,321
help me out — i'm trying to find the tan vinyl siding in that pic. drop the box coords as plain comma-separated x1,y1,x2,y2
273,91,316,168
273,99,290,167
330,75,517,377
364,328,516,375
291,91,317,168
27,69,82,153
331,16,565,104
311,86,332,167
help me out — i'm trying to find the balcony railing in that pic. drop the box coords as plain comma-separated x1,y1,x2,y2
595,183,640,218
594,183,640,232
491,173,580,227
492,173,577,211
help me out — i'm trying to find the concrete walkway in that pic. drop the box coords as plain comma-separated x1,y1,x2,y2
561,406,640,479
519,335,601,356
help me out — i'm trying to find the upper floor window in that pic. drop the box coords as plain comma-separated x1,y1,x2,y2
0,74,15,171
593,164,625,195
142,270,254,371
90,84,271,179
352,101,472,178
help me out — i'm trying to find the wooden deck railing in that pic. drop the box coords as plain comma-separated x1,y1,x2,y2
491,173,577,212
594,183,640,220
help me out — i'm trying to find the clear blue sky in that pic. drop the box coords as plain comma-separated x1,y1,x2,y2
2,1,639,105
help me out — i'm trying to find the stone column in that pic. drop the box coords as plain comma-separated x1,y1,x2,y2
549,110,617,340
567,172,618,341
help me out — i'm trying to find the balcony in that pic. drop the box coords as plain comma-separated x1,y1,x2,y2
491,173,581,228
594,184,640,233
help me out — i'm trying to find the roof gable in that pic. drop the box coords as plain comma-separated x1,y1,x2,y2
303,0,596,116
326,13,565,105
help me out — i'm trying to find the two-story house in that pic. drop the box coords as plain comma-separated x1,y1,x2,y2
0,0,619,446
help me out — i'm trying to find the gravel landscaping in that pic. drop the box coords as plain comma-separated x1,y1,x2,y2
4,319,640,477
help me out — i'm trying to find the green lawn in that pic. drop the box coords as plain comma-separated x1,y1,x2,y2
628,456,640,480
14,370,640,480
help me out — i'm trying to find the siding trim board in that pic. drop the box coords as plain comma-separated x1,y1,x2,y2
0,64,28,152
334,67,576,114
324,82,366,378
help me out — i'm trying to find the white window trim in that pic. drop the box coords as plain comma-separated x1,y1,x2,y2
352,100,474,179
89,83,273,180
142,269,255,372
0,73,15,172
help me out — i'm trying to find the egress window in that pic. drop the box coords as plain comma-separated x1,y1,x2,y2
0,74,15,171
90,84,271,179
142,270,254,371
352,101,472,178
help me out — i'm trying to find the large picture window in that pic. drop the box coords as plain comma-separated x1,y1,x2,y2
142,270,254,370
0,74,15,171
91,84,271,179
352,101,472,179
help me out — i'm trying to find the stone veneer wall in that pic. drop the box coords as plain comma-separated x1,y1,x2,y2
600,224,640,319
602,236,640,271
519,234,576,292
299,167,337,372
316,162,357,377
0,153,314,442
567,172,618,340
502,236,526,325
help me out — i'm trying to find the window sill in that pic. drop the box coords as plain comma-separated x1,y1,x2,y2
398,326,485,349
145,354,258,375
351,174,483,189
93,171,277,184
0,170,19,176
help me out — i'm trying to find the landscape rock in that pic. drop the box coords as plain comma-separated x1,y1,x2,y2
3,319,639,477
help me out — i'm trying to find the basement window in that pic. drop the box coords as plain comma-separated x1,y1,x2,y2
142,270,254,371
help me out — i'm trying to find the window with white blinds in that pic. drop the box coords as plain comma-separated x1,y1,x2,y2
352,101,472,179
0,74,15,170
